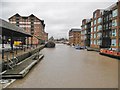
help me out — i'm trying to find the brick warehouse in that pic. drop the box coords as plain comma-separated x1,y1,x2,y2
9,13,48,45
69,29,81,46
81,1,120,51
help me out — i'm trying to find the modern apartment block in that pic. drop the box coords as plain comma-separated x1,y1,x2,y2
69,29,81,46
81,19,91,47
90,9,103,49
9,13,48,45
88,1,120,50
110,1,120,50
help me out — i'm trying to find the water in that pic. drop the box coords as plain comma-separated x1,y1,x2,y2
7,44,118,88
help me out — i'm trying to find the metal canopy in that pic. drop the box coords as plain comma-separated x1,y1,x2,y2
0,19,32,37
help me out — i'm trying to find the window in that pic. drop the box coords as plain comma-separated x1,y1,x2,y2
97,32,102,38
112,9,118,17
111,39,116,46
91,21,93,26
16,17,19,21
94,20,96,25
16,22,19,26
98,18,102,23
106,23,108,29
112,19,117,26
94,34,96,38
109,14,112,18
94,26,96,32
97,40,102,45
91,40,93,45
94,13,96,18
109,22,112,29
91,34,93,38
84,30,87,34
94,40,96,45
84,36,86,39
98,25,102,31
112,29,116,36
97,40,100,45
91,28,93,32
106,16,109,21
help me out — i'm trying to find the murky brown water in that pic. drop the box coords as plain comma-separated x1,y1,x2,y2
8,44,118,88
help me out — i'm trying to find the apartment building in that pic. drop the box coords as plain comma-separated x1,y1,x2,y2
83,1,119,51
81,19,91,47
110,1,120,50
9,13,48,45
90,9,103,49
90,1,120,50
69,29,81,46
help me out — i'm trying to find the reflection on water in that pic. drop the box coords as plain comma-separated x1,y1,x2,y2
8,44,118,88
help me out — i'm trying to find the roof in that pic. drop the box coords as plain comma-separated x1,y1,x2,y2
69,28,81,32
9,13,45,27
106,2,117,10
0,18,32,37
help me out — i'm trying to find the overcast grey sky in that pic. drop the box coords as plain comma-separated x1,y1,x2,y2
1,0,118,39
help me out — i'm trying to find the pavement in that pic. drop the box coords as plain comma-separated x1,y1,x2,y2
0,45,44,88
0,45,41,61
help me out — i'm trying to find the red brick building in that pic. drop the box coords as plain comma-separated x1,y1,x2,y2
81,1,120,51
9,13,48,45
90,1,120,50
90,9,103,49
69,29,81,46
110,1,120,50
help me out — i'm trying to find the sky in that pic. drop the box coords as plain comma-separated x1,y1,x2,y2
1,0,118,39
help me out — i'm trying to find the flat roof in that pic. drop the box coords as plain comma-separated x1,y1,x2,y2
0,19,32,37
70,28,81,32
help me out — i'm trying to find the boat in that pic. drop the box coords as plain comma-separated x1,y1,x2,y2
45,41,55,48
75,45,84,50
99,48,120,59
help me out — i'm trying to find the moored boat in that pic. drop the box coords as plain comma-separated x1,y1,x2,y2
99,48,120,59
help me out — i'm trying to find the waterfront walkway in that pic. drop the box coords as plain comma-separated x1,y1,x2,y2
0,45,39,61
